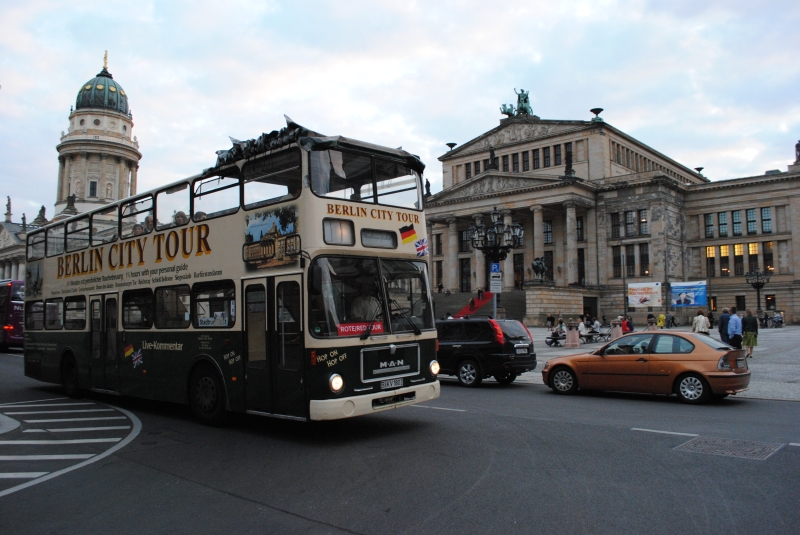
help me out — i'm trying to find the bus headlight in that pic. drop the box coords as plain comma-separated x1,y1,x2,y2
429,360,440,376
329,373,344,393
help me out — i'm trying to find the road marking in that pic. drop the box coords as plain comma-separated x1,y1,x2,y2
3,409,114,415
0,403,141,498
0,403,96,409
0,438,121,445
23,416,127,423
0,454,96,460
0,398,68,407
22,430,47,433
0,472,49,479
790,443,800,447
34,426,131,433
631,428,700,437
410,405,466,412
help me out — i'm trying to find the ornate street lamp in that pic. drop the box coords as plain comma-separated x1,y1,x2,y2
467,207,523,263
744,270,772,317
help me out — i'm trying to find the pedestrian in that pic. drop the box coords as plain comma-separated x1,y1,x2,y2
445,311,454,320
717,308,731,345
647,312,656,322
557,310,562,323
592,317,601,332
602,314,607,325
546,313,554,331
742,309,759,358
708,310,715,328
692,309,710,335
546,319,566,346
657,312,666,329
627,315,634,332
728,306,743,349
622,316,632,333
478,288,484,301
469,297,475,311
665,311,673,329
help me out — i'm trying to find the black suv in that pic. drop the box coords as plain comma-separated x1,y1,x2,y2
435,318,537,386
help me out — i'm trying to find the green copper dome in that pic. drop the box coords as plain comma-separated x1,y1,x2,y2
75,67,129,115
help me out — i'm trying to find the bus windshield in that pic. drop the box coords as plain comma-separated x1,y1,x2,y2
310,150,422,210
308,256,433,338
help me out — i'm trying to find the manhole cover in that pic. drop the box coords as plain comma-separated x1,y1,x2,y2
675,437,783,460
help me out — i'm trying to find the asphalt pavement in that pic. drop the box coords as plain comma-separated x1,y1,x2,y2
0,335,798,535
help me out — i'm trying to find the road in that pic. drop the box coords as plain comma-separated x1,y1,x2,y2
1,347,798,535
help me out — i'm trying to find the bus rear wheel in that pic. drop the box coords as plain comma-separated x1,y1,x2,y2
189,364,227,426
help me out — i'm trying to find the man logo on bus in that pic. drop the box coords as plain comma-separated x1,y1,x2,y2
380,360,404,368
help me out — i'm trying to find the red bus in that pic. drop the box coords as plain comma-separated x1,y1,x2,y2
0,280,24,351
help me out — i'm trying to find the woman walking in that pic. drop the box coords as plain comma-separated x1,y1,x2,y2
742,309,759,358
657,312,666,329
692,309,711,335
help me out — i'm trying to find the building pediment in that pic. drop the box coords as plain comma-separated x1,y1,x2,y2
442,120,591,160
428,173,563,204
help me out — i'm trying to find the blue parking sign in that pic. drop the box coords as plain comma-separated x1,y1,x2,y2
490,263,501,273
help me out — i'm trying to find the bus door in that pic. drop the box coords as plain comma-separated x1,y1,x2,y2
243,281,270,413
271,275,305,418
89,294,119,391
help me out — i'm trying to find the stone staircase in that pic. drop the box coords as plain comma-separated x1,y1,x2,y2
432,290,527,321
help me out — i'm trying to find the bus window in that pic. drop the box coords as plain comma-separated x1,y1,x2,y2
45,298,64,330
156,183,190,231
308,257,384,338
66,216,91,252
122,289,153,329
323,219,355,246
381,259,434,332
193,281,236,328
46,224,65,257
375,158,422,210
27,231,46,261
91,205,119,246
155,285,191,329
277,281,302,371
65,296,87,330
245,285,267,366
310,150,376,203
121,196,154,239
192,175,240,221
11,282,24,301
25,301,44,330
242,148,302,209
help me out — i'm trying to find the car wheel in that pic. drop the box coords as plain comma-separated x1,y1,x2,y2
61,355,81,398
457,359,482,387
495,372,517,385
675,374,710,404
189,364,227,426
549,367,577,395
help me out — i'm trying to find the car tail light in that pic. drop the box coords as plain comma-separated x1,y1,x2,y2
488,319,505,345
3,325,12,331
718,355,732,371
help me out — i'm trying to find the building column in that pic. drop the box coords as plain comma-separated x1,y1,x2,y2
62,155,72,199
445,217,458,291
531,205,544,259
502,210,515,290
56,156,65,204
82,152,90,198
565,202,577,285
11,259,19,280
130,163,139,196
473,214,485,292
0,261,6,278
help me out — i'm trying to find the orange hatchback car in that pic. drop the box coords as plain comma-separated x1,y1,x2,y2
541,332,750,404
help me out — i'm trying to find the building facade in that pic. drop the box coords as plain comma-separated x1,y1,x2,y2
425,104,800,325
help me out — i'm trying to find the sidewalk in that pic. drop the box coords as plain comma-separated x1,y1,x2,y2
512,325,800,401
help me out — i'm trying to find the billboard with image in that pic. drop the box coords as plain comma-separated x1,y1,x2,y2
627,282,662,308
670,281,707,307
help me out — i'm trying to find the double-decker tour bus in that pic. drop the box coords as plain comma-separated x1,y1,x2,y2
0,279,25,350
23,117,440,424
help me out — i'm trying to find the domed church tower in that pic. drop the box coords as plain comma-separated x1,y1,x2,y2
54,52,142,218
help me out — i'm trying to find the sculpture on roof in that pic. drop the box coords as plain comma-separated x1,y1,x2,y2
531,257,548,280
514,88,533,116
795,140,800,163
500,103,516,118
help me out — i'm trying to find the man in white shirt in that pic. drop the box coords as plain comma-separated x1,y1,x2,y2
578,315,588,336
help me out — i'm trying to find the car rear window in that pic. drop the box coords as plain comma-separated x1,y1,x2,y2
689,333,733,350
498,320,530,341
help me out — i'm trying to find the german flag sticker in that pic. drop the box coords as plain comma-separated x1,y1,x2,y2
400,224,417,245
124,344,134,358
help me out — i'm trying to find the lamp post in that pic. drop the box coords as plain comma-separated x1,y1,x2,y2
468,207,523,317
744,270,771,318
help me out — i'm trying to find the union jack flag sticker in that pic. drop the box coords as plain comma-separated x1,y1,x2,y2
415,238,428,257
132,349,144,369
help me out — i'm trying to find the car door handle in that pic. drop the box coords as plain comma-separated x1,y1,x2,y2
636,358,648,362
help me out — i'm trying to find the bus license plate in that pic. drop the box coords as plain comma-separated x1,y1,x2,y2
381,378,403,390
516,348,528,354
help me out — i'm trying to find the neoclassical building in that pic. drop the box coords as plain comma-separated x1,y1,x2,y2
0,54,141,281
425,103,800,324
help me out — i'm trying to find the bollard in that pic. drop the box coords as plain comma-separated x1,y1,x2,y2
565,320,581,348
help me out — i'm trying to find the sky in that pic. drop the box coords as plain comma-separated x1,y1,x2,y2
1,0,799,224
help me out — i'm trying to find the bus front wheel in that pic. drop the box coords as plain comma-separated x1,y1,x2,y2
189,364,227,426
61,355,81,398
